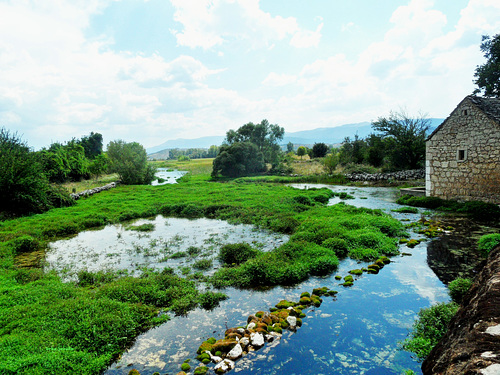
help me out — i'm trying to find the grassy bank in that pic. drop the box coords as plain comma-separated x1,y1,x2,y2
0,164,407,374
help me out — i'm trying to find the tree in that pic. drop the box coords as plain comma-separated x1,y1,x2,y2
339,134,367,165
211,142,266,178
287,142,294,153
474,34,500,97
323,153,339,174
365,133,386,167
78,132,103,159
372,110,430,170
312,142,329,158
0,128,73,216
88,153,109,181
297,146,306,159
225,119,284,166
107,140,156,185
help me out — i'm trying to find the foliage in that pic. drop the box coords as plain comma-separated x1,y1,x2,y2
296,146,307,159
371,110,430,170
77,132,103,159
107,140,156,185
323,153,339,174
198,291,228,310
397,195,500,221
474,34,500,97
211,141,266,178
287,142,294,153
402,302,459,362
339,134,367,165
225,119,284,166
88,153,109,181
478,233,500,255
448,277,473,303
311,142,329,158
219,243,260,265
0,128,74,217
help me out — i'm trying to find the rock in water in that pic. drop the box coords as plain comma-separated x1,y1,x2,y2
226,344,243,360
250,332,265,347
214,359,235,374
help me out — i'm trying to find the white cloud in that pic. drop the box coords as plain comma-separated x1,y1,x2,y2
169,0,320,50
262,72,296,87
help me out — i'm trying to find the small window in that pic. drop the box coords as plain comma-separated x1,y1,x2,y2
462,109,468,116
457,149,467,161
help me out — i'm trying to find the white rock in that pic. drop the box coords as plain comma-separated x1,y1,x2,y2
211,355,223,363
287,315,297,329
236,328,245,335
265,334,275,342
226,343,243,360
480,364,500,375
485,324,500,336
239,337,250,348
214,359,235,373
250,332,265,347
481,351,497,359
247,322,256,330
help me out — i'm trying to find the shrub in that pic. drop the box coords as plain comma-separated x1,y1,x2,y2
478,233,500,255
293,195,314,206
107,140,156,185
219,243,259,265
448,277,473,303
193,259,212,270
401,302,459,362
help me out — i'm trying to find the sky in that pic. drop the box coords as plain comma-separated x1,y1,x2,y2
1,0,499,150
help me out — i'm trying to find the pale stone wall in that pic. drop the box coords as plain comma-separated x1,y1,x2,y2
426,98,500,204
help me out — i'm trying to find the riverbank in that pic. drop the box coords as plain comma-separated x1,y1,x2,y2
423,245,500,375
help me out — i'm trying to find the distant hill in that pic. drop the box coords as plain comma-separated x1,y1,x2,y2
147,119,444,155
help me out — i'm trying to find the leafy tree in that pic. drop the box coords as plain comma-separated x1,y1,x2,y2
474,34,500,97
88,153,109,181
0,128,73,216
323,153,339,174
107,140,156,185
312,142,329,158
339,134,367,165
78,132,103,159
372,111,430,170
207,145,220,158
287,142,294,153
211,142,266,178
297,146,306,159
365,133,387,167
225,119,284,166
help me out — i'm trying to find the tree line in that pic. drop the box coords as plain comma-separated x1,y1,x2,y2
0,129,155,217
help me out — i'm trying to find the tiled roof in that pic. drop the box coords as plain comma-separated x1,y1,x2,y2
468,95,500,124
427,95,500,140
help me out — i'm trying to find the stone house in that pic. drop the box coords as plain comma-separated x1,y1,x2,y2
426,95,500,204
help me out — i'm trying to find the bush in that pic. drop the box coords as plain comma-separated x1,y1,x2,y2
448,277,473,303
198,291,228,310
322,238,349,257
309,255,339,276
478,233,500,255
211,142,266,178
401,302,459,362
219,243,259,265
107,140,156,185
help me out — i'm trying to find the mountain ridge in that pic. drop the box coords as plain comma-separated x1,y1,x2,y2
147,119,443,154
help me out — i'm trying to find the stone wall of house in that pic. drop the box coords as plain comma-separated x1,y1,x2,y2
426,98,500,204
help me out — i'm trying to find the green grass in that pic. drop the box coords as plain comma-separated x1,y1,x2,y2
0,172,406,374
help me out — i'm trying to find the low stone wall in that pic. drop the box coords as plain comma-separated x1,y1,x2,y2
422,246,500,375
345,169,424,182
70,182,117,200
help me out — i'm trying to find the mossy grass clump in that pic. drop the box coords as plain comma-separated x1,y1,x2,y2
343,275,354,283
275,300,296,309
9,235,40,254
300,291,310,298
194,366,209,375
312,287,329,296
197,338,216,354
128,370,141,375
391,206,419,214
342,281,353,287
335,275,342,280
219,243,259,265
126,223,155,232
349,269,363,276
406,239,421,248
181,362,191,371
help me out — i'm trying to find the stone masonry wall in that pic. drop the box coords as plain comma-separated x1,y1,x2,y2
426,98,500,204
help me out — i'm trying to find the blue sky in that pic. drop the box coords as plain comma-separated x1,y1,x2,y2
1,0,499,150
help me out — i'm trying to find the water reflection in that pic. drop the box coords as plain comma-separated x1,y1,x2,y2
103,185,454,375
151,168,187,185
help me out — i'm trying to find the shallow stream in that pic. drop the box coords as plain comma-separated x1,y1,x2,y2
46,185,494,374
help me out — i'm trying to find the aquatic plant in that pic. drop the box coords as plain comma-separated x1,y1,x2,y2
198,291,228,310
448,277,473,303
219,243,259,265
127,223,155,232
391,206,419,214
193,259,213,270
401,302,459,362
478,233,500,255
